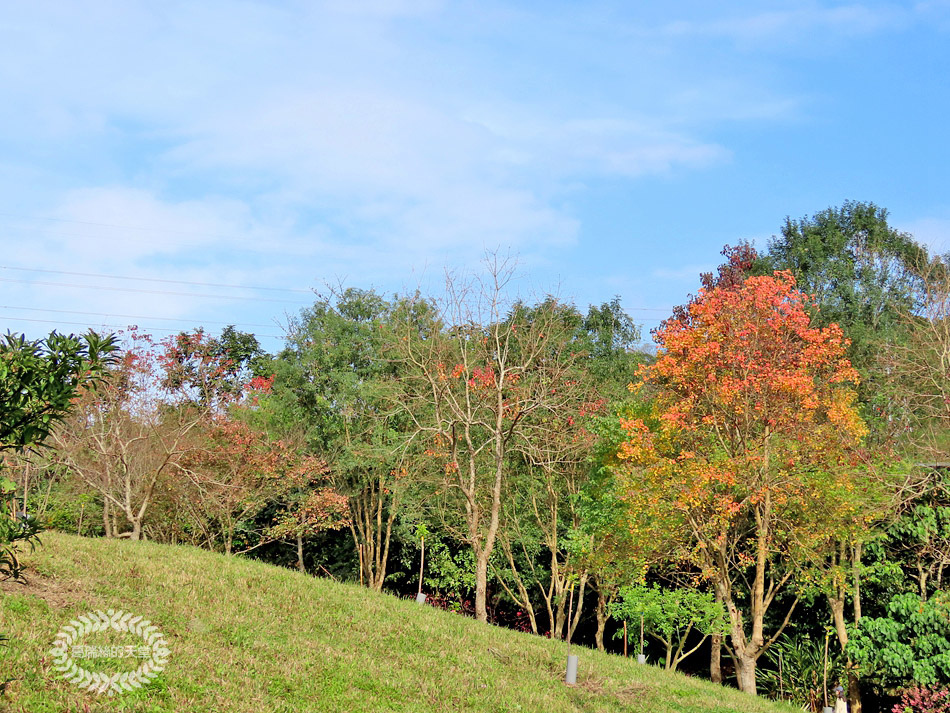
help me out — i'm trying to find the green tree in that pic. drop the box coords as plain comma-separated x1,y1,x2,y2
0,331,118,453
493,297,642,639
847,590,950,689
256,288,414,590
764,200,930,436
0,330,117,579
611,584,727,671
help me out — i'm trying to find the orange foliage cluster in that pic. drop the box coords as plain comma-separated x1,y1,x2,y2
645,271,864,441
615,272,870,568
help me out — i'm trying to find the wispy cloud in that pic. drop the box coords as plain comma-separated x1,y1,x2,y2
0,1,745,276
2,0,934,347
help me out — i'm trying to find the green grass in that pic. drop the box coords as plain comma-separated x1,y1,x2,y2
0,532,796,712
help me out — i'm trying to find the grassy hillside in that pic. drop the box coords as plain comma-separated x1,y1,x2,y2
0,533,795,713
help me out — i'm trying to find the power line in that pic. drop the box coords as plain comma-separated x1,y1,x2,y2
0,265,312,294
0,211,243,241
0,314,283,339
0,225,279,254
0,276,309,304
0,217,681,313
0,266,672,313
0,304,279,330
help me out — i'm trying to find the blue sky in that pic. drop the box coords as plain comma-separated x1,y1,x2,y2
2,0,949,352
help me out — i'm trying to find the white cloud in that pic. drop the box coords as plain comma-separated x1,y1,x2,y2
0,1,742,258
3,0,901,346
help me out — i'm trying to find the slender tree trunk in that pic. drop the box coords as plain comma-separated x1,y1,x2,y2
852,540,863,624
296,533,305,573
475,548,490,623
829,590,862,711
711,587,724,683
554,598,566,639
829,596,847,650
595,587,607,652
349,484,396,592
497,541,539,634
567,573,588,641
710,634,723,684
471,423,505,624
828,540,863,713
103,499,113,538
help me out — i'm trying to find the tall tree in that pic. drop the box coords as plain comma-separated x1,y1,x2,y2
617,271,868,694
494,298,643,639
884,255,950,459
765,201,930,436
257,289,412,590
396,259,589,623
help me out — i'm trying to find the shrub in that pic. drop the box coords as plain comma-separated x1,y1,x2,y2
893,685,950,713
0,477,43,581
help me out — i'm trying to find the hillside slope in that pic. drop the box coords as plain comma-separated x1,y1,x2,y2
0,533,794,713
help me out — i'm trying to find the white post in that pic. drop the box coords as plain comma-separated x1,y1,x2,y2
565,582,577,685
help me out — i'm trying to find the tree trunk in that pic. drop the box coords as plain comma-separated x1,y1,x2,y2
735,655,758,696
852,540,863,624
595,587,607,652
710,633,722,684
848,672,862,713
554,595,566,639
829,596,847,649
497,540,539,634
103,499,113,538
711,586,724,683
829,592,863,713
851,542,864,713
296,533,305,573
567,574,588,642
475,549,490,623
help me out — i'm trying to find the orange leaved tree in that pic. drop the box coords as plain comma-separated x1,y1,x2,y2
617,271,867,695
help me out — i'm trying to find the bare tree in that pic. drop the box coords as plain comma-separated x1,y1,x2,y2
394,257,588,623
51,332,216,540
886,256,950,459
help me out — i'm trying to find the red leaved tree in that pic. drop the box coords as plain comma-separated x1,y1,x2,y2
181,418,286,555
617,271,868,694
51,330,219,540
265,454,349,573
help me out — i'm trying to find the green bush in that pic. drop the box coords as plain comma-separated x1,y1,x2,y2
0,477,43,581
